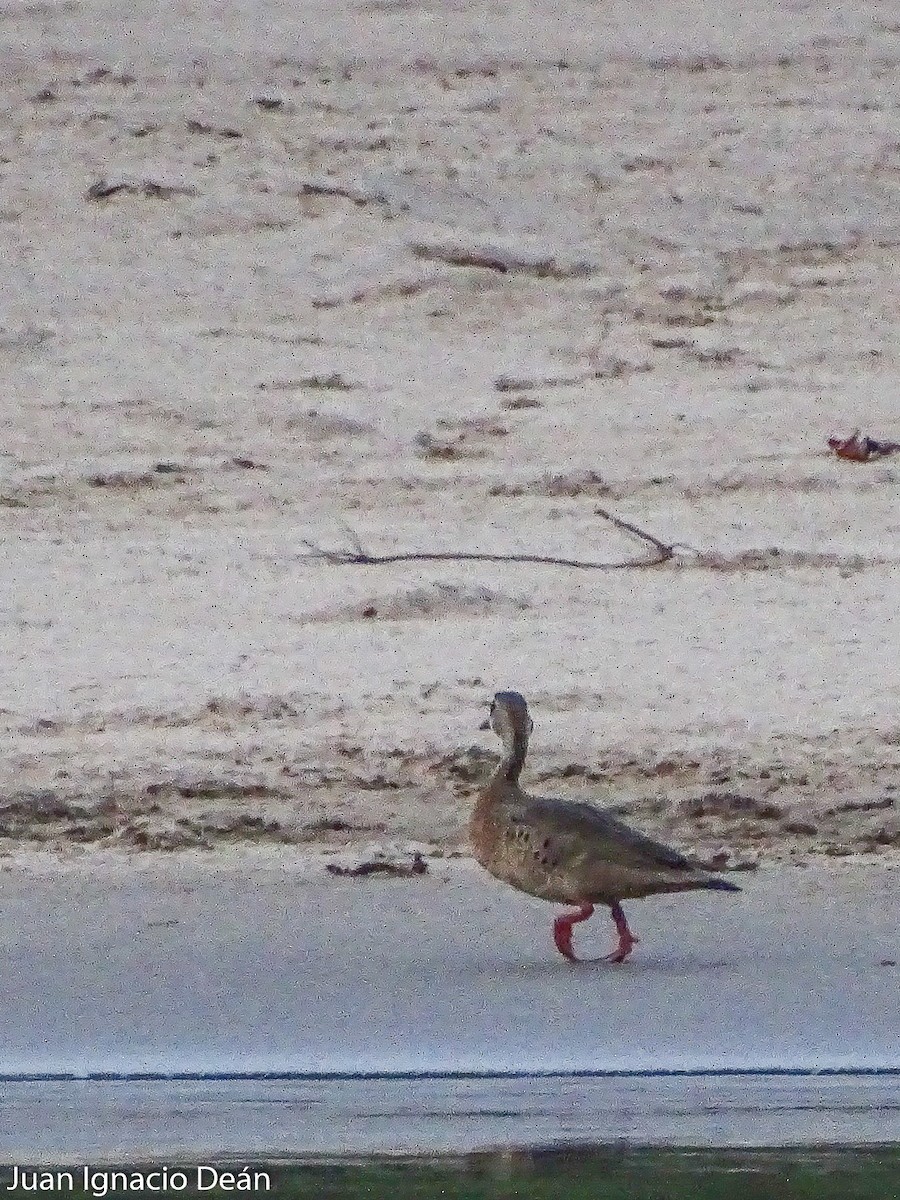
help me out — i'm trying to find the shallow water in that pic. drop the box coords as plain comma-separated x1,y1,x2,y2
3,1148,899,1200
4,1072,900,1159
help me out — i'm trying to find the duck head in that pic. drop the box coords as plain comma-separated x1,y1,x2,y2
480,691,534,767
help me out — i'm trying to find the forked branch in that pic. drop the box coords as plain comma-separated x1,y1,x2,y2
301,507,676,572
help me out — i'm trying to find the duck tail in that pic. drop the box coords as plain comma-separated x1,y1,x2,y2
701,875,742,893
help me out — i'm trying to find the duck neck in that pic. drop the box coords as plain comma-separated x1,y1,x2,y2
501,731,529,783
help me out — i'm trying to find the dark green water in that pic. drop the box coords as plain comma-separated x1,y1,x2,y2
4,1148,899,1200
284,1148,899,1200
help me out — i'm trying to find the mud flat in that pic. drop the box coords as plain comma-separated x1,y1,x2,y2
0,853,897,1157
0,854,897,1077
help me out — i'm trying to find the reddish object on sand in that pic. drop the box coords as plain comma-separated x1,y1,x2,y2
827,431,900,462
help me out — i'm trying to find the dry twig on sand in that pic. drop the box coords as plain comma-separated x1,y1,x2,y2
301,507,675,572
326,853,428,878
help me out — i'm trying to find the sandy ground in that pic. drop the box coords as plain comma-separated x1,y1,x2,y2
1,1,899,867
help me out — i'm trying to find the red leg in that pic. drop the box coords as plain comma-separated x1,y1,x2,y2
552,903,595,961
606,901,639,963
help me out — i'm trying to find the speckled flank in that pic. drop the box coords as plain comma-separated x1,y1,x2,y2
471,693,740,958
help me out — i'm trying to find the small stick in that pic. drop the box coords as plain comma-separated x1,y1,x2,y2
301,508,676,572
593,506,675,562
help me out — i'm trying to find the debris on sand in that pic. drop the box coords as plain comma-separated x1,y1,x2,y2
186,119,243,139
827,431,900,462
706,848,760,872
85,178,198,201
326,852,428,878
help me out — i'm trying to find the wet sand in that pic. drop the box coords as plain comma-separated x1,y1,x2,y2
0,852,898,1156
1,854,896,1077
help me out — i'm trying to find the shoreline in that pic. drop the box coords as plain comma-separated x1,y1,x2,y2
1,735,897,864
0,856,897,1151
3,1078,900,1159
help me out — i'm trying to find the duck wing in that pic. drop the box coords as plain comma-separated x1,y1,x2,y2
516,794,699,874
